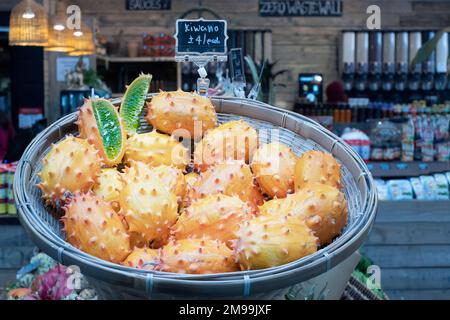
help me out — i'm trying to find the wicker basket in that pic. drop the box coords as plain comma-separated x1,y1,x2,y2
14,96,377,299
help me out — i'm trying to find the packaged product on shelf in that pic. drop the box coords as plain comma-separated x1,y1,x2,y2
374,179,391,200
341,128,371,163
6,163,17,214
421,118,435,162
433,173,450,200
419,175,439,200
446,172,450,186
409,177,426,200
386,179,413,200
401,117,415,162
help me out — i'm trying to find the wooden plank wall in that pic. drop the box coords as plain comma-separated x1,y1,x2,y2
2,0,450,119
363,200,450,300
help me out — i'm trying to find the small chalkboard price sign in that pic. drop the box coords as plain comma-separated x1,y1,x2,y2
175,18,228,56
259,0,342,17
230,48,245,82
126,0,171,11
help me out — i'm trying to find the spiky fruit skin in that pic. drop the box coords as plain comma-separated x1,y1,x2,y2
193,120,258,172
62,192,131,263
120,161,178,247
38,136,101,203
150,165,186,203
145,90,217,139
77,98,126,167
172,194,252,248
189,162,264,213
294,150,341,191
122,248,159,270
129,232,149,249
236,215,318,270
158,239,238,274
182,172,199,209
259,183,348,246
251,142,297,199
92,168,123,211
124,131,189,170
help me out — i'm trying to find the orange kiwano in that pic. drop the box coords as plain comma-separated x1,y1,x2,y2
189,162,264,213
294,150,341,190
37,135,101,204
157,239,239,274
62,192,131,263
146,90,217,139
193,120,258,172
124,131,189,170
123,248,159,269
259,182,348,245
172,194,252,247
235,214,318,270
92,168,123,211
251,142,297,199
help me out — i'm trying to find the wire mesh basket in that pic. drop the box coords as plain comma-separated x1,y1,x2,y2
14,96,377,299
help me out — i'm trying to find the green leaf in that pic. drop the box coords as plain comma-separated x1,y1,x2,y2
244,55,260,85
410,27,450,72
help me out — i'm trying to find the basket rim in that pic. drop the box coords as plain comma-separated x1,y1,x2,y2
14,95,377,295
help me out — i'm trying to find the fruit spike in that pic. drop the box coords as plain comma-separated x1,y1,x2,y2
235,214,318,270
124,131,189,170
120,73,152,134
145,89,217,139
251,142,298,199
122,248,159,270
62,192,131,263
157,239,239,274
172,194,252,248
78,98,126,166
119,161,178,247
92,168,123,211
37,135,101,203
294,150,341,191
189,162,264,213
193,120,258,172
259,182,348,246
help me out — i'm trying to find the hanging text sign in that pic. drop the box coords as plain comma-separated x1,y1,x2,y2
126,0,171,11
175,18,228,57
259,0,342,17
230,48,246,82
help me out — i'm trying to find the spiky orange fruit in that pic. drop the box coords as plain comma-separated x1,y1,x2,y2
189,162,264,213
145,89,217,139
122,248,159,270
92,168,123,211
251,142,297,199
172,194,252,248
157,239,239,274
37,135,101,203
77,98,126,166
62,192,131,263
150,165,187,203
236,214,318,270
259,183,348,245
294,150,341,190
129,232,148,249
120,161,178,247
124,131,189,170
193,120,258,172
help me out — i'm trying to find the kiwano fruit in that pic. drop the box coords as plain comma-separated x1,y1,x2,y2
120,73,152,134
77,98,126,166
92,168,123,211
146,89,217,139
122,248,159,270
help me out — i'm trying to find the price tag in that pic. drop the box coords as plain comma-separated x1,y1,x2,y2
396,163,408,170
380,163,390,171
175,18,228,57
230,48,246,83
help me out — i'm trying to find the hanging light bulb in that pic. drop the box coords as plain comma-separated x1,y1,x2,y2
51,0,66,31
69,22,95,56
46,1,75,52
9,0,48,46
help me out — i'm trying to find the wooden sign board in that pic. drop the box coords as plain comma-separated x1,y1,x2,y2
126,0,171,11
175,18,228,57
259,0,342,17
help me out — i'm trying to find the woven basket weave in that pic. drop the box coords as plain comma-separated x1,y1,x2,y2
14,96,377,299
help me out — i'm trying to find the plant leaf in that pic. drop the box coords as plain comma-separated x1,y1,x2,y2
244,55,260,85
410,27,450,72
